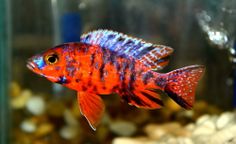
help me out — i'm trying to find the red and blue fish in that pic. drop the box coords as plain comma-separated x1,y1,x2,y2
27,30,205,130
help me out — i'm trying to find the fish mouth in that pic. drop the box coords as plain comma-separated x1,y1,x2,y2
26,61,36,71
27,61,45,78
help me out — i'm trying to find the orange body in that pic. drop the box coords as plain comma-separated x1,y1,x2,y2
62,44,161,96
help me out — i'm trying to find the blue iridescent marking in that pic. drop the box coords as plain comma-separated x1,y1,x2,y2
106,35,119,50
80,30,155,58
33,56,45,70
66,66,75,76
99,34,108,47
57,76,68,84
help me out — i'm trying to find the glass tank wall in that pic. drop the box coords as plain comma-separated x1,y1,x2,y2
1,0,235,143
0,0,10,143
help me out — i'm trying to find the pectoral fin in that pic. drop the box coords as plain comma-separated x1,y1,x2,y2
77,92,105,130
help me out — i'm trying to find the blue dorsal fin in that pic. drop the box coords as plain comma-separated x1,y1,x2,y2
80,29,173,70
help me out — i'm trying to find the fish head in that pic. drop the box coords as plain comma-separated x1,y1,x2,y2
27,45,71,84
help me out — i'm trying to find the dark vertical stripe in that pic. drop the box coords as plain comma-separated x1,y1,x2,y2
115,61,121,71
99,62,105,81
119,61,128,81
100,48,107,81
128,90,152,107
94,62,99,69
90,53,95,66
128,73,135,89
102,48,116,66
121,90,152,107
129,93,145,106
128,60,136,90
109,51,116,65
140,91,164,106
120,61,128,101
142,71,154,85
164,86,191,109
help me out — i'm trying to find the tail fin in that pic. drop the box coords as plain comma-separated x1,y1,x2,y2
163,65,205,109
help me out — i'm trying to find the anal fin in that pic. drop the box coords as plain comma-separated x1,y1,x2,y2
77,92,105,130
122,89,164,109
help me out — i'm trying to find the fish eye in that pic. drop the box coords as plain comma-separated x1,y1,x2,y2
45,53,59,65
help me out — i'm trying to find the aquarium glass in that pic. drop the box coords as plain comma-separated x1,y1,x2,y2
3,0,236,143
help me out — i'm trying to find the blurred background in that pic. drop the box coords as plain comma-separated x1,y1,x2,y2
0,0,236,143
